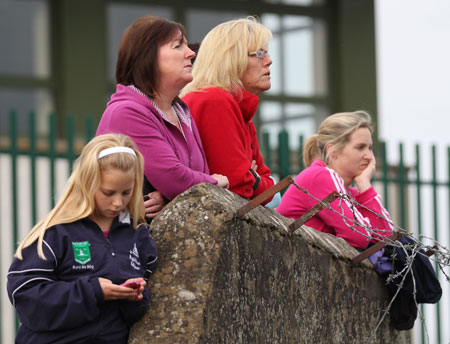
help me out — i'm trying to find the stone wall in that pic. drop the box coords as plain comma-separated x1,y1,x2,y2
129,183,411,344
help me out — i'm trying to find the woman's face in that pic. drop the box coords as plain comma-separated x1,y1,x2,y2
328,127,374,186
241,47,272,95
157,31,196,94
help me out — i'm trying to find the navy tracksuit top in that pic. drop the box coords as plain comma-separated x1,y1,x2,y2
7,213,157,344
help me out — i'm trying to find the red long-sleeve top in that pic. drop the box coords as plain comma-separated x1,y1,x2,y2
183,87,274,202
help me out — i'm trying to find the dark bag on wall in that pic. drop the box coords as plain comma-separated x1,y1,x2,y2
388,290,418,330
383,236,442,303
381,236,442,330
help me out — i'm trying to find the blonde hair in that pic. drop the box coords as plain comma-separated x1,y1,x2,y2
16,133,146,260
303,111,374,167
180,16,272,97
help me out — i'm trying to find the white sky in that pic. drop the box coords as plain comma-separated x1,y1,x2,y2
375,0,450,153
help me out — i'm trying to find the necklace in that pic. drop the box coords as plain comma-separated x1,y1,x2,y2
127,84,186,139
173,106,186,141
127,84,191,167
127,84,192,129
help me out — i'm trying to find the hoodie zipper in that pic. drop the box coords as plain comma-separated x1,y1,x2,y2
106,236,116,257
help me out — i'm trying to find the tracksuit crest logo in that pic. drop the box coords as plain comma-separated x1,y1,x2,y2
72,241,92,265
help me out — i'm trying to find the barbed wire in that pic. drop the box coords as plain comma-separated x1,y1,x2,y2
291,181,450,271
289,181,449,343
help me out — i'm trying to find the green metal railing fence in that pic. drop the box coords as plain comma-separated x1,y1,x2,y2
0,114,448,343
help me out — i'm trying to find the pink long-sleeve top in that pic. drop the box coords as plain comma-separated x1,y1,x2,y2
97,84,217,200
276,159,393,249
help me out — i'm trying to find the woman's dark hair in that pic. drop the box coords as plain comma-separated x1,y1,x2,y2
115,15,185,98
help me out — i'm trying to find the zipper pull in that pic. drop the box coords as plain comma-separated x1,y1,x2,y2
106,238,116,257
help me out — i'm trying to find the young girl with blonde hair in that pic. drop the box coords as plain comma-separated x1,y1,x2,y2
7,133,157,343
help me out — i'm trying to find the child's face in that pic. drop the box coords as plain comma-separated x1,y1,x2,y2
93,168,135,224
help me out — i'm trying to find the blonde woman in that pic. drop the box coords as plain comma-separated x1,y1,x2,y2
277,112,393,249
7,134,157,343
181,17,275,203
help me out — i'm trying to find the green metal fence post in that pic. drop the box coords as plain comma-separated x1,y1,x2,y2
398,143,406,228
415,144,423,235
49,114,56,208
415,144,426,344
66,114,75,172
9,110,19,250
262,132,271,171
29,112,37,225
431,145,441,344
84,115,95,143
277,130,290,180
380,141,389,210
298,135,305,172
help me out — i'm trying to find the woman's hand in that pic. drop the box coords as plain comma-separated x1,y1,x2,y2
99,277,146,301
354,157,376,193
250,160,258,171
211,174,230,188
144,191,166,219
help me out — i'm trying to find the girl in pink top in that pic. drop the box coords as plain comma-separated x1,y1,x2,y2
276,111,393,249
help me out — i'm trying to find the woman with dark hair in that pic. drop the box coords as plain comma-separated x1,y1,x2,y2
97,16,229,219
